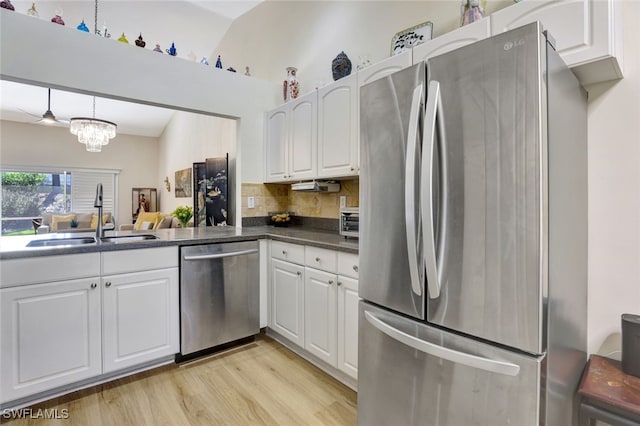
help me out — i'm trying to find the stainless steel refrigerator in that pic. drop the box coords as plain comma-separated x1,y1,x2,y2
358,22,587,426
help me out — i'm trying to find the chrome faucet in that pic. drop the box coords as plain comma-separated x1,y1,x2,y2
94,183,104,239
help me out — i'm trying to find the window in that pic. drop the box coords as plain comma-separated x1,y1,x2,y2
1,167,118,236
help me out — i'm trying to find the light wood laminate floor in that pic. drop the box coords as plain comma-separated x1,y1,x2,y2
1,335,357,426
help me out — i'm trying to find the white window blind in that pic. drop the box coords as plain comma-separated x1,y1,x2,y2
71,171,117,215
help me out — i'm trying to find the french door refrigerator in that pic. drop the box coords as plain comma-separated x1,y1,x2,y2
358,22,587,426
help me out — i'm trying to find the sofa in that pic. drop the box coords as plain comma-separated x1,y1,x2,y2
37,212,115,234
118,212,188,231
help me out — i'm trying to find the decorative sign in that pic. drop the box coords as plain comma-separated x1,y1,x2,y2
391,21,433,55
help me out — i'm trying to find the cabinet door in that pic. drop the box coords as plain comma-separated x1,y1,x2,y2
304,268,337,366
337,275,359,379
289,91,317,180
317,74,359,178
270,259,305,347
358,50,412,87
102,268,179,373
490,0,622,85
0,278,101,403
412,18,491,63
265,104,289,182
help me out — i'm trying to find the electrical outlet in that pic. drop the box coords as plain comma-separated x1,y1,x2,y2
340,196,346,208
248,197,255,209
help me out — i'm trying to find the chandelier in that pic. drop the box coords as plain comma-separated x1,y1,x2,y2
70,98,117,152
69,0,116,152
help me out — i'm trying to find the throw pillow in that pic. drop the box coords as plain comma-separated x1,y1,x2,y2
134,212,161,230
51,214,76,232
90,213,111,229
140,221,154,230
156,216,174,229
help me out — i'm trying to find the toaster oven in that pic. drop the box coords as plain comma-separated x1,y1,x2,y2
340,207,359,238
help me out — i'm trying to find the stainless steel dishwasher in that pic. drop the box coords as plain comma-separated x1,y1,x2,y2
179,241,259,358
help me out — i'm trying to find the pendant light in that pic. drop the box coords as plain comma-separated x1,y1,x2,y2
69,0,117,152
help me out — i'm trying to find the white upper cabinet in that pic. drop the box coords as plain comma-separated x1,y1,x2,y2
265,91,317,182
318,74,359,178
358,51,412,87
265,104,289,182
491,0,623,85
413,18,491,63
289,93,318,180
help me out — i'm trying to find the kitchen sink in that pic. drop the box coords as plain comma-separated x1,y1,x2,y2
100,234,159,243
26,237,97,247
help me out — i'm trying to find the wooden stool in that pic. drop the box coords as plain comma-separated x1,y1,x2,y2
578,355,640,425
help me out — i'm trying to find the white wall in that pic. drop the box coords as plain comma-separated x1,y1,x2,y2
218,0,640,356
216,0,513,96
0,120,158,224
157,111,236,217
585,1,640,357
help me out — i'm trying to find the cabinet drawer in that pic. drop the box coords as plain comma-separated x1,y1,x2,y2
0,253,100,288
305,246,337,273
102,246,178,275
271,241,305,265
338,252,359,279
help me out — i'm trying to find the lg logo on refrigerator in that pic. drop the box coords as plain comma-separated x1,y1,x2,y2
504,39,525,50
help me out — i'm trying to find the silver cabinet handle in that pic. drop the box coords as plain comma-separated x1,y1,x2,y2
422,79,446,300
105,281,112,287
364,311,520,376
328,280,334,285
405,83,424,297
90,283,97,289
352,265,358,272
282,250,287,255
315,257,320,262
184,249,259,261
337,281,342,286
296,271,302,276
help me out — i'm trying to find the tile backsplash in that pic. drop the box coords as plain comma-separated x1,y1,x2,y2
241,179,359,219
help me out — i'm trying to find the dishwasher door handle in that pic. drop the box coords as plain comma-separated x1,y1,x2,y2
183,248,259,261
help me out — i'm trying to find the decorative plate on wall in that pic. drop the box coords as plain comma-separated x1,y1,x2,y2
391,21,433,56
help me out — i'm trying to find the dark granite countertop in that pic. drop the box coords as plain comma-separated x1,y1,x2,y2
0,226,359,260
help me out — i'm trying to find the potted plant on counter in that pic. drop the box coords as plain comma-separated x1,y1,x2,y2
172,205,193,228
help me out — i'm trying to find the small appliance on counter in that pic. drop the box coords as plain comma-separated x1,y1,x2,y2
340,207,359,238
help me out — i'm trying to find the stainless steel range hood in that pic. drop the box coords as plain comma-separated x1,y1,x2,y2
291,181,340,192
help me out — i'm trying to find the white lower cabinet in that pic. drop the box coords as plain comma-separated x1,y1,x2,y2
337,275,359,379
102,268,179,373
270,258,305,347
304,268,337,366
0,247,179,406
0,277,102,403
269,241,359,384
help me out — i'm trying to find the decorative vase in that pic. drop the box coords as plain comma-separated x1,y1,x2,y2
332,51,352,81
283,67,299,102
460,0,484,26
166,42,177,56
0,0,15,11
76,20,89,32
135,34,146,48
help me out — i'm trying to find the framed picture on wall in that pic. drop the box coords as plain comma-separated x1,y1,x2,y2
132,187,157,221
174,168,192,198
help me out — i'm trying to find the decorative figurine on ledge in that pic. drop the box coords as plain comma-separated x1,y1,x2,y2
200,57,209,65
215,55,223,69
283,67,299,101
117,33,129,44
26,1,38,16
166,42,177,56
227,67,236,73
76,20,90,32
0,0,15,11
153,43,163,53
135,34,146,48
244,66,251,76
51,12,65,25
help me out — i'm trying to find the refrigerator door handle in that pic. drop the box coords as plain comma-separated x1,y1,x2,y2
364,310,521,377
422,80,446,299
405,83,424,297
